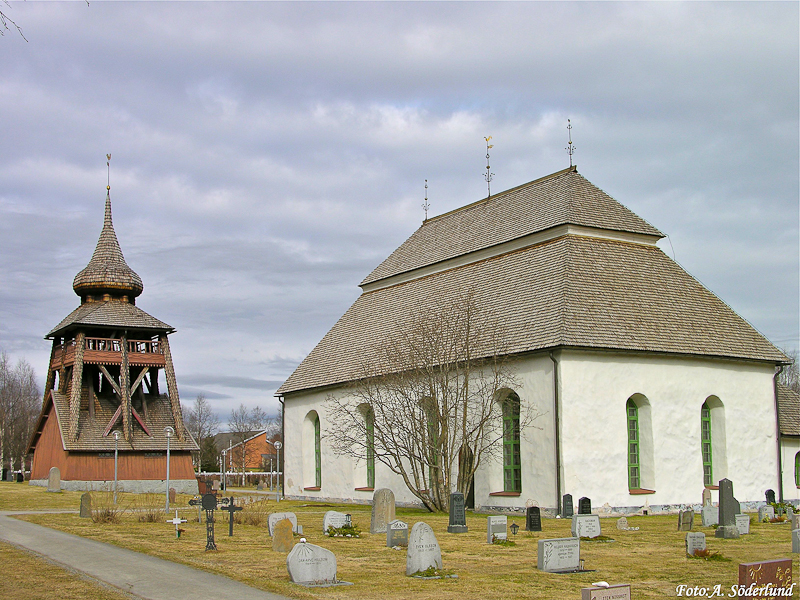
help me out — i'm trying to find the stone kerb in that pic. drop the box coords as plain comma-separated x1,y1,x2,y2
370,488,395,534
406,522,442,576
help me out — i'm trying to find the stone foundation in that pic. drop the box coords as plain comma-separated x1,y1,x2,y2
28,478,199,495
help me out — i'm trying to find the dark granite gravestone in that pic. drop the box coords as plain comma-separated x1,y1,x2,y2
562,494,574,518
578,497,591,515
447,492,468,533
715,478,739,539
387,519,409,548
16,472,23,483
738,559,793,597
80,492,92,518
765,489,776,505
526,506,542,532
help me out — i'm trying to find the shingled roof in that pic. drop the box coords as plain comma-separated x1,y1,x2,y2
279,168,787,396
47,300,173,338
776,382,799,436
73,194,143,299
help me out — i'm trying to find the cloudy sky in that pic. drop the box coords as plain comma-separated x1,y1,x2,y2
1,1,797,425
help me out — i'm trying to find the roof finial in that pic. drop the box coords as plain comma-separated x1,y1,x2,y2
422,179,430,221
484,136,494,198
566,120,575,167
106,153,112,193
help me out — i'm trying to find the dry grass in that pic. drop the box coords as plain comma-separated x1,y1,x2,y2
4,484,798,600
0,540,130,600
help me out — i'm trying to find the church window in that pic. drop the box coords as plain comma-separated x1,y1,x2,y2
627,399,640,489
701,402,713,486
795,452,799,487
314,414,322,488
366,407,375,489
502,392,521,493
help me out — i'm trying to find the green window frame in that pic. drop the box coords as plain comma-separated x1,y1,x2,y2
366,408,375,489
502,393,521,493
314,414,322,488
701,402,712,486
627,399,640,489
795,452,799,487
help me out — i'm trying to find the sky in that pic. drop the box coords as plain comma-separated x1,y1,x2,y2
1,1,798,427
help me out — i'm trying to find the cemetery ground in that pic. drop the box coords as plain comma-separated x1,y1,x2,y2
1,483,797,600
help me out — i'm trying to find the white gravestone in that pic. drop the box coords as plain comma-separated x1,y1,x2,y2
735,514,750,535
571,514,601,538
322,511,350,533
370,488,396,534
268,512,298,536
758,506,775,522
286,541,338,585
792,513,800,530
487,515,508,543
406,522,442,576
387,519,408,548
792,529,799,554
581,584,632,600
47,467,60,492
685,532,706,556
701,506,719,527
537,537,580,573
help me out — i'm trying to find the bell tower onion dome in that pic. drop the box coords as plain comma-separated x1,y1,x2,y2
72,193,143,301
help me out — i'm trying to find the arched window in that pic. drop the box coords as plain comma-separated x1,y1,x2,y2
795,452,799,487
626,398,640,489
701,401,713,486
365,407,375,489
502,392,521,493
314,414,321,488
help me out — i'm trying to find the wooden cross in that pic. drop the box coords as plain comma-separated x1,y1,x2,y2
167,509,187,538
220,496,243,537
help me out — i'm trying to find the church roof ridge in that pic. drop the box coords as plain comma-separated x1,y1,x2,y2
360,167,664,287
72,193,144,299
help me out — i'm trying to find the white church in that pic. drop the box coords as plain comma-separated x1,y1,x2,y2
277,166,798,514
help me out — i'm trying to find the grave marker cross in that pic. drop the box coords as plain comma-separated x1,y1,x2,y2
189,492,219,550
167,509,187,538
220,496,243,536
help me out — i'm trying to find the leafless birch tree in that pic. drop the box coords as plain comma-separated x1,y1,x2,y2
0,352,40,475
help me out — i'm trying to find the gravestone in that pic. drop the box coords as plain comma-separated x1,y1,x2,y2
578,497,592,515
581,584,632,600
791,513,800,530
677,510,694,531
526,506,542,532
447,492,468,533
793,529,799,554
702,488,712,506
685,532,706,556
387,519,408,548
487,515,508,543
571,514,601,539
16,472,23,483
735,514,750,536
268,512,298,537
188,493,219,550
220,497,243,536
715,479,739,539
212,480,220,491
765,489,776,505
406,522,442,576
537,537,580,573
80,492,92,518
758,505,775,522
256,482,264,491
701,505,719,527
286,541,338,585
738,559,793,597
169,488,177,504
272,518,295,553
47,467,60,492
562,494,574,518
322,510,349,534
370,488,395,534
167,510,187,538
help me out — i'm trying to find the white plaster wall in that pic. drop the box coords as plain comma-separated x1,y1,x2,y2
780,437,800,503
558,350,780,509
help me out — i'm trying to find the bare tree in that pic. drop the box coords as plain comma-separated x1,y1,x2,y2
778,348,799,394
0,352,40,476
228,404,273,486
182,394,220,471
325,289,540,512
1,1,27,41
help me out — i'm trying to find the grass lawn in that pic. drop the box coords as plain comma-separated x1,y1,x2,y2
3,483,798,599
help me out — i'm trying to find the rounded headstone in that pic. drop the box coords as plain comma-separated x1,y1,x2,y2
406,522,442,576
286,541,337,584
370,488,396,534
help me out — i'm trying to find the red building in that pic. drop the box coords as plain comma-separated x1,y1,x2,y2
27,186,198,493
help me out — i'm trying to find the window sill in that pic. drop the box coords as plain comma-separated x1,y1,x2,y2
354,487,374,492
303,487,320,491
704,485,719,490
629,488,656,495
489,491,521,497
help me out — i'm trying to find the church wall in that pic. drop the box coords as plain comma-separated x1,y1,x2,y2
558,350,779,510
780,437,799,503
30,403,68,480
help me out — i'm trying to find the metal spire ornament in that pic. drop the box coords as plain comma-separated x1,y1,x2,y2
484,136,494,198
422,179,430,221
566,120,575,167
106,154,112,193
